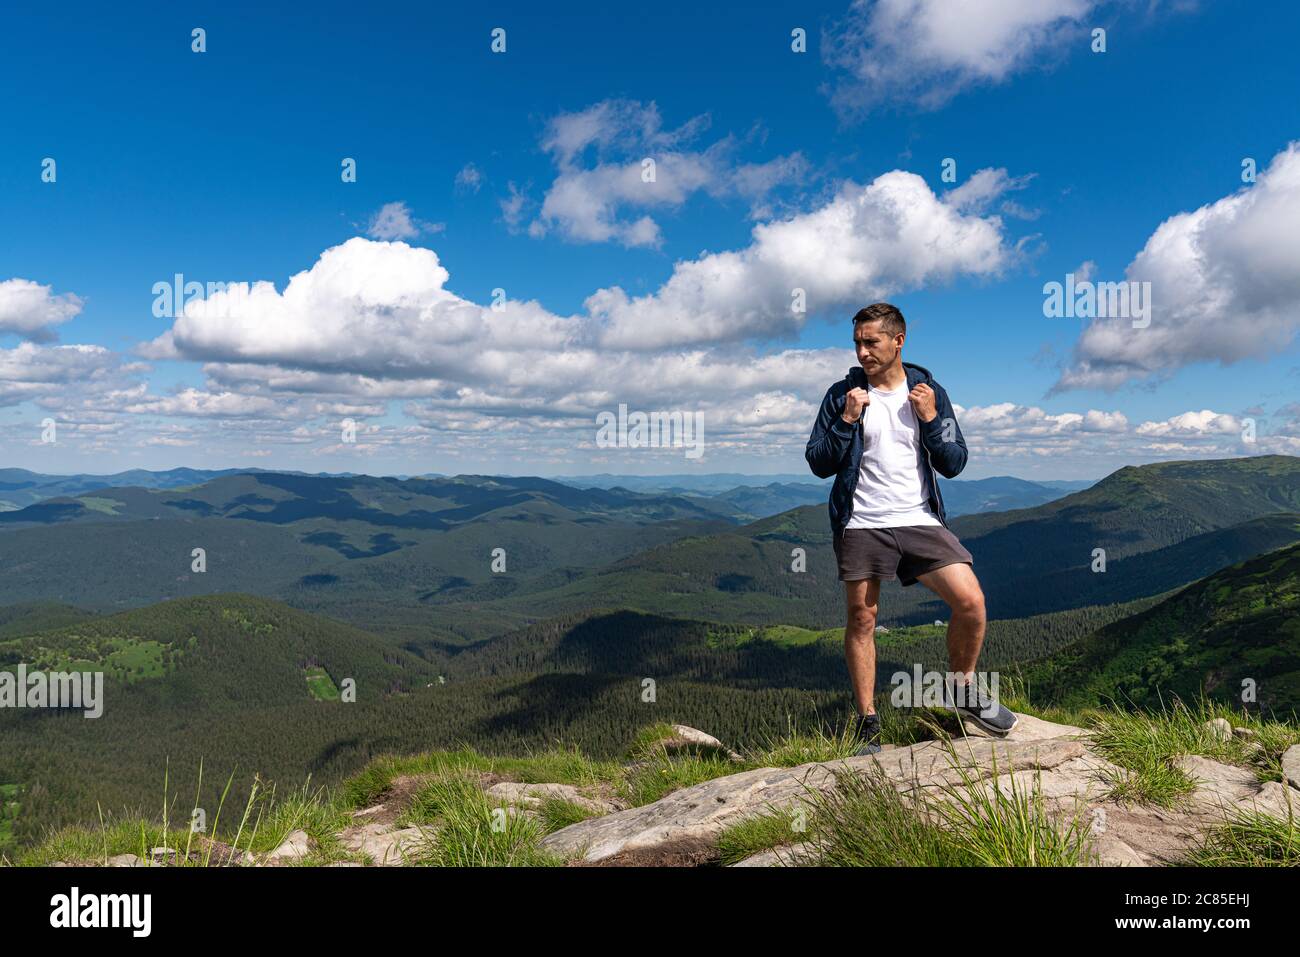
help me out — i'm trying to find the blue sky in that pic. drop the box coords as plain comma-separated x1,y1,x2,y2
2,0,1298,480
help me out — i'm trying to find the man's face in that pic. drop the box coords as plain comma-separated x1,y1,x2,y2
853,320,902,373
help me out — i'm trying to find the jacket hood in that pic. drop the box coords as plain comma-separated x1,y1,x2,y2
845,361,934,388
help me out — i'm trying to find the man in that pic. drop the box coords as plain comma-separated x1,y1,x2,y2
804,302,1015,756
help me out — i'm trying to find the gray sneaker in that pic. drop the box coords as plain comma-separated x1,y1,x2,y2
852,712,882,755
945,678,1018,735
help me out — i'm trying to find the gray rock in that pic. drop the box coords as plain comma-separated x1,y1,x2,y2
731,843,822,867
107,853,144,867
264,828,312,862
958,712,1089,743
661,725,745,762
1241,781,1299,819
1204,718,1233,743
338,823,429,865
962,751,1120,812
1087,832,1148,867
1174,754,1262,812
542,734,1089,862
485,782,615,814
1282,744,1300,791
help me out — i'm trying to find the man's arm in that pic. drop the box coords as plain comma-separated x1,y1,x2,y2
916,381,968,478
805,385,856,479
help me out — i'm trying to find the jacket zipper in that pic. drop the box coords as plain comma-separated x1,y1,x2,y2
840,405,862,529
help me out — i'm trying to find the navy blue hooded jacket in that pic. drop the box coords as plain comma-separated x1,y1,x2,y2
804,361,968,531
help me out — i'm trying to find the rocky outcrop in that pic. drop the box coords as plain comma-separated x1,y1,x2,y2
87,714,1285,868
339,822,429,865
540,714,1296,867
485,782,618,815
263,828,312,863
540,734,1093,863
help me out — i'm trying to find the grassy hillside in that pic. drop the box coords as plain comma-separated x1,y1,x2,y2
11,694,1298,868
975,512,1300,618
954,455,1300,563
0,601,95,638
0,580,1160,849
0,543,1289,853
0,595,857,847
1028,542,1300,716
0,517,345,610
0,595,438,845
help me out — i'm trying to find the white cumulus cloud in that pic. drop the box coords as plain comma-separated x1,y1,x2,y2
529,99,808,247
824,0,1096,118
1057,141,1300,391
0,279,84,342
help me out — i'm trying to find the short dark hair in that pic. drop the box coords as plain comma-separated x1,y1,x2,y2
852,302,906,338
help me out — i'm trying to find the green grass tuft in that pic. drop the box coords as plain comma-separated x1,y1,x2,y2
715,811,802,865
1183,804,1300,866
399,772,561,867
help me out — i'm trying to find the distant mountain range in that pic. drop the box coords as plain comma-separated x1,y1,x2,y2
550,472,823,493
605,474,1093,521
455,456,1300,630
0,473,739,639
0,467,314,511
0,456,1293,643
1,466,1091,521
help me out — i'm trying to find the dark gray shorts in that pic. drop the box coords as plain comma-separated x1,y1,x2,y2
832,524,973,585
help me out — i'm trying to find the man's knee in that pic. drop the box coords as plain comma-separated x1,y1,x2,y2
949,583,985,620
846,600,878,635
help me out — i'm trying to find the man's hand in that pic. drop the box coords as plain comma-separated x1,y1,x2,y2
908,383,937,423
841,387,869,424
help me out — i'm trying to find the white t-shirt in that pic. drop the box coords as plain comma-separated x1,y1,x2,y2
844,383,941,529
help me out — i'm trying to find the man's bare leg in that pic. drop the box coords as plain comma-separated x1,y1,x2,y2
915,562,986,681
844,578,881,715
